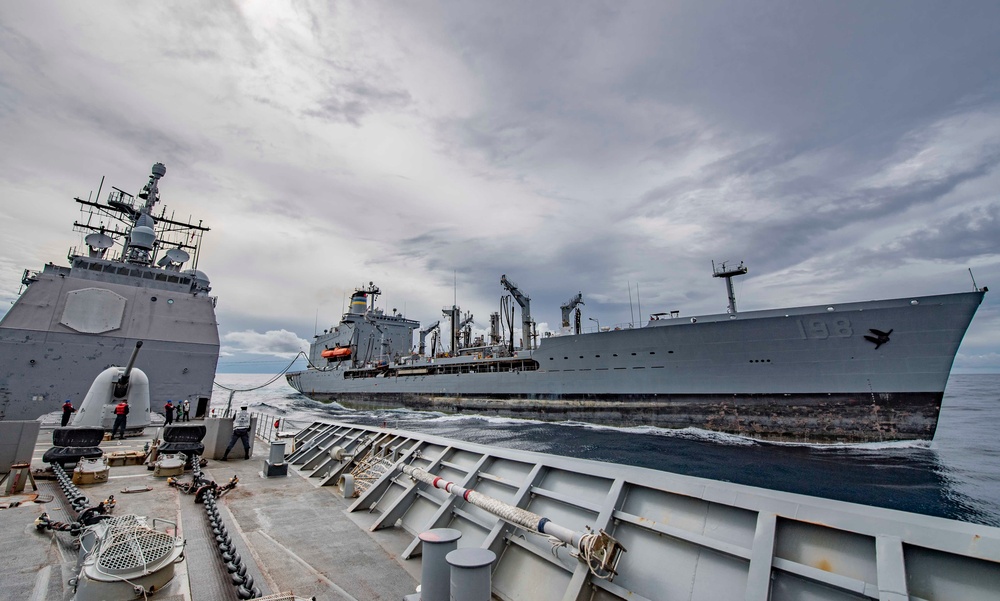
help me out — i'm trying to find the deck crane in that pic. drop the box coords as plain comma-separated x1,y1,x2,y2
500,274,535,350
418,320,440,356
457,312,474,348
560,292,584,334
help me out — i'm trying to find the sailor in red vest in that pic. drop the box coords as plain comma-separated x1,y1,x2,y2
111,400,129,440
164,400,174,425
61,400,77,427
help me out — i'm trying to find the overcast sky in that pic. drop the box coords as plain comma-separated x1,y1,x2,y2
2,1,998,374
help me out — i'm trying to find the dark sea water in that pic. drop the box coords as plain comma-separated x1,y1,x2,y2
213,373,1000,527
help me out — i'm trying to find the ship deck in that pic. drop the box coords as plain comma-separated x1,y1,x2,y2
0,419,418,600
2,414,1000,600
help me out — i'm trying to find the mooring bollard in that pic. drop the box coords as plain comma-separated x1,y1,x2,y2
264,441,287,477
446,547,495,601
268,441,285,464
416,528,462,601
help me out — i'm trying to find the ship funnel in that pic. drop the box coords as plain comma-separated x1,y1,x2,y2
349,282,381,315
350,291,368,314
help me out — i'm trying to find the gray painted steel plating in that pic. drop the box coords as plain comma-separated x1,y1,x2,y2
0,163,220,421
288,419,1000,601
288,285,985,442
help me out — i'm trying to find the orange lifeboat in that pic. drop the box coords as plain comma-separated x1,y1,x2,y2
321,347,352,359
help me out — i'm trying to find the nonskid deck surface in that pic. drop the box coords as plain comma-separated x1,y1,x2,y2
0,422,416,601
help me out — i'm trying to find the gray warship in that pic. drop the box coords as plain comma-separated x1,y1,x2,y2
0,163,220,421
286,267,986,443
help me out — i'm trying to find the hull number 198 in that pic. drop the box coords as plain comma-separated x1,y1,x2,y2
796,319,853,339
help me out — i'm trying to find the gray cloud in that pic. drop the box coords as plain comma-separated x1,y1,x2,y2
2,1,999,372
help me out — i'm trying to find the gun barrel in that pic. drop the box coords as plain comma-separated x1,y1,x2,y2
122,341,143,378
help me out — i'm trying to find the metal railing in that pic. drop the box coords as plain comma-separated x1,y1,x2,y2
250,410,306,444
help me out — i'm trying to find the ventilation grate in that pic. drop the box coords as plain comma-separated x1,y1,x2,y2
96,515,179,574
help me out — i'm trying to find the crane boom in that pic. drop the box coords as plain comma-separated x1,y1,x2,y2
418,320,440,356
500,274,534,350
560,292,584,328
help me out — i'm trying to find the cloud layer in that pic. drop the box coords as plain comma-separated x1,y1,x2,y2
2,1,998,373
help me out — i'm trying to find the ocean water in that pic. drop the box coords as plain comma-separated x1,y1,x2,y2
212,373,1000,527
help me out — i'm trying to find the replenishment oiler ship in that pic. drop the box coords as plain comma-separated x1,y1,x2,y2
287,267,986,443
0,163,220,421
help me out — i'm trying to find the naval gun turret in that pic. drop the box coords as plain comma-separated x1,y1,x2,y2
500,274,535,350
71,341,151,432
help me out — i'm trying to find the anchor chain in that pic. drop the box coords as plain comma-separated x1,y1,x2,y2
34,463,116,535
187,455,261,599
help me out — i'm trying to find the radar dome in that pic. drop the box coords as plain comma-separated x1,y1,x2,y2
135,213,155,229
182,269,211,293
151,163,166,178
129,225,156,250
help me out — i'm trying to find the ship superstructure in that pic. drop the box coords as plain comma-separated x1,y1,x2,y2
287,266,985,443
0,163,220,420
